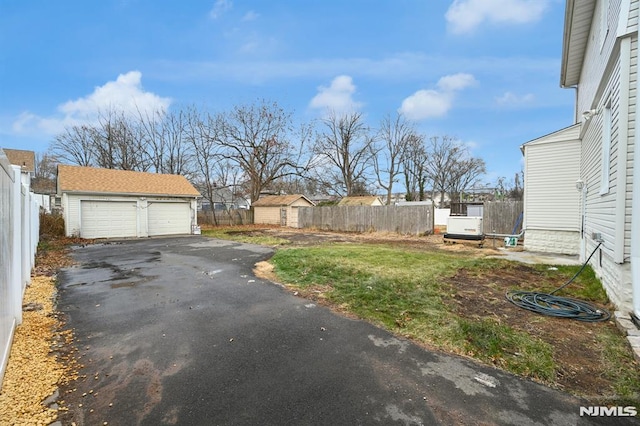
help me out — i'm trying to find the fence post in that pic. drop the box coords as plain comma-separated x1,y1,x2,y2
10,166,22,326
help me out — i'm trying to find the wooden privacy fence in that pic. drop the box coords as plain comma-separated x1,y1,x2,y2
298,205,434,235
198,209,253,226
483,201,523,235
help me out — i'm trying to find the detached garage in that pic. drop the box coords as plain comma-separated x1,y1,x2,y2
57,165,201,239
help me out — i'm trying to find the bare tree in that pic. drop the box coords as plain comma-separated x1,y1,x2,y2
50,124,97,166
374,113,416,204
31,152,58,193
448,157,486,203
496,172,523,201
93,109,151,171
312,111,376,197
217,100,309,203
425,135,486,207
184,108,221,224
401,133,428,201
138,108,194,177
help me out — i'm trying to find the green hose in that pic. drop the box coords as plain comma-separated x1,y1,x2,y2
505,242,611,322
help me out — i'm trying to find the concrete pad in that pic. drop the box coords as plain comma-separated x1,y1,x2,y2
489,248,581,266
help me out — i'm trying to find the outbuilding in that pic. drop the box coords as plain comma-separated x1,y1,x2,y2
57,165,201,239
252,194,315,228
338,196,383,206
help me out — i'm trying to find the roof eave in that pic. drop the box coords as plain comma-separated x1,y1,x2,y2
560,0,596,88
60,190,200,198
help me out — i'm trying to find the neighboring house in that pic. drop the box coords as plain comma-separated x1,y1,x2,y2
524,0,639,316
521,124,582,255
57,165,201,239
200,187,250,211
2,148,35,186
252,194,315,228
338,196,383,206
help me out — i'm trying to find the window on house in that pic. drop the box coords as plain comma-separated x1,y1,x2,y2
600,100,612,195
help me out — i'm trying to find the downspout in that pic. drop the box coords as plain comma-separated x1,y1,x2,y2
632,29,640,319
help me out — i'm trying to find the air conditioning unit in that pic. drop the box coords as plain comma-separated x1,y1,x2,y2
444,216,484,240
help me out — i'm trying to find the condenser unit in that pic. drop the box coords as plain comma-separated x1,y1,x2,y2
444,216,484,241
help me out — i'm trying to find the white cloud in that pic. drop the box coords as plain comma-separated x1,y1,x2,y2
436,73,476,91
309,75,363,116
242,10,259,22
496,91,535,106
399,73,476,121
210,0,232,19
446,0,549,34
11,71,171,136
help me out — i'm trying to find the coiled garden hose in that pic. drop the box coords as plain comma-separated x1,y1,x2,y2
505,242,611,322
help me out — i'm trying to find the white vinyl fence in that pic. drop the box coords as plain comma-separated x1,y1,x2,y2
0,151,40,390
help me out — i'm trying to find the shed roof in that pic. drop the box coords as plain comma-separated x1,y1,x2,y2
57,165,201,197
338,196,382,206
3,148,36,172
252,194,314,207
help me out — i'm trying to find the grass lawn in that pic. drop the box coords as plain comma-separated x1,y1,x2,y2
204,226,640,405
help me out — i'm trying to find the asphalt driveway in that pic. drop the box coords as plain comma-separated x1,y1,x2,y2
55,236,629,425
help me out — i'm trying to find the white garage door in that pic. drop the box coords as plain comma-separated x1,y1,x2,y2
148,202,191,236
81,201,137,239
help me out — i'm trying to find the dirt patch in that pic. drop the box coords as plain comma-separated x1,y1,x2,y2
250,227,637,404
446,266,617,400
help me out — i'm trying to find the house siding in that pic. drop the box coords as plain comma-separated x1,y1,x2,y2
573,2,637,312
627,0,638,32
523,139,581,231
522,125,582,256
577,0,621,117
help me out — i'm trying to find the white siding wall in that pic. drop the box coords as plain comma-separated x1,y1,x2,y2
573,0,637,311
523,139,581,231
628,0,639,31
577,0,622,118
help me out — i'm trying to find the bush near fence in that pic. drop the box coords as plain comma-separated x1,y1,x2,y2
298,205,434,235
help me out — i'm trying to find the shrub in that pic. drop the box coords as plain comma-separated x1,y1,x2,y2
39,212,65,238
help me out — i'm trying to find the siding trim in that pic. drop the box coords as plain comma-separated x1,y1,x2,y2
616,36,632,263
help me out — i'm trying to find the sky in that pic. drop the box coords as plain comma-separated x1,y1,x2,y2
0,0,575,187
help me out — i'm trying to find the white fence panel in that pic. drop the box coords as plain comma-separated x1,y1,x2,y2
0,151,40,390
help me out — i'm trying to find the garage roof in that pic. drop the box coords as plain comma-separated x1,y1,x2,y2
57,165,201,197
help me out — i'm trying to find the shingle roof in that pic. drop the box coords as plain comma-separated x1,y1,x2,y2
57,165,201,197
3,148,35,172
338,196,382,206
252,194,313,207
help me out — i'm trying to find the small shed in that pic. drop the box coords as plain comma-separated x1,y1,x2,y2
252,194,315,228
58,165,201,239
338,196,383,206
520,123,581,254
